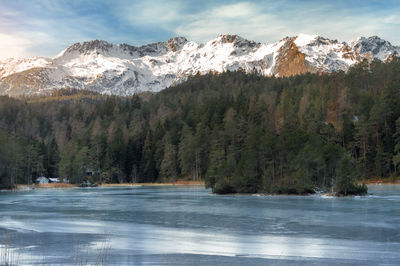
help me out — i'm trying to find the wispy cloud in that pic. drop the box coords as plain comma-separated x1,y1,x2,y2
0,33,33,59
174,1,400,44
0,0,399,59
175,2,286,42
121,0,400,45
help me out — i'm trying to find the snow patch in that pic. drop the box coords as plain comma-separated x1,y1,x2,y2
294,34,318,47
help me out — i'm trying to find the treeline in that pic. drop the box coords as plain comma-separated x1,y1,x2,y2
1,58,399,194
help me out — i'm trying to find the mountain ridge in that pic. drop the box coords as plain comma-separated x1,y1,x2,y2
0,34,399,97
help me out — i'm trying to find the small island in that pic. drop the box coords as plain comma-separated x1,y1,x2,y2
205,153,368,196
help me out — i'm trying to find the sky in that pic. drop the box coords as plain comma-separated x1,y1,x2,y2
0,0,399,60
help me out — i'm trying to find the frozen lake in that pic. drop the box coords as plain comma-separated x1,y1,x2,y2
1,184,400,265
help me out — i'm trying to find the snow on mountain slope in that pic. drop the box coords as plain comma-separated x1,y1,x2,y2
0,57,51,78
294,34,358,72
0,34,399,96
350,36,399,61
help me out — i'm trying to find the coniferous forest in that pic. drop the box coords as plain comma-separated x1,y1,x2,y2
1,58,400,194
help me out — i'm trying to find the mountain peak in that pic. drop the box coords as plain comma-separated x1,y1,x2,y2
351,35,390,46
351,35,399,60
62,40,113,56
166,36,188,51
212,34,258,48
1,33,399,97
216,34,245,42
294,34,319,46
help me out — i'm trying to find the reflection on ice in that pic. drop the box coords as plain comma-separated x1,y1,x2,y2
0,185,400,265
108,224,392,262
0,217,108,234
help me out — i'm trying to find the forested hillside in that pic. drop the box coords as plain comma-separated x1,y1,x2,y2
1,58,399,194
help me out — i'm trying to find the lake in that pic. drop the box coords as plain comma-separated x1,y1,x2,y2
1,185,400,265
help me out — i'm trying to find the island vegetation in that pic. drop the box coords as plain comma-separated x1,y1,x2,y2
1,58,400,195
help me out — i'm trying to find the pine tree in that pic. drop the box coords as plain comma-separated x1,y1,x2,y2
160,135,177,181
178,124,195,179
392,117,400,175
140,131,157,182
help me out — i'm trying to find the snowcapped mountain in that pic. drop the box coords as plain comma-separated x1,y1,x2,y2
0,34,399,97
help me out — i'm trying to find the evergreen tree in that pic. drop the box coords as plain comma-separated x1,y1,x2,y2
178,124,195,178
392,117,400,175
160,135,178,181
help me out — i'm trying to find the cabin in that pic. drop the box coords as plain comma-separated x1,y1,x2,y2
36,177,49,184
49,178,60,183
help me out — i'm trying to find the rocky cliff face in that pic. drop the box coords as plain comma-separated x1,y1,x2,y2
274,38,317,77
0,34,398,96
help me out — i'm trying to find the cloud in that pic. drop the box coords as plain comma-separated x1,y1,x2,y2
172,1,400,45
0,33,33,59
383,15,400,25
211,2,258,19
174,2,284,43
0,0,399,60
122,0,184,25
0,1,127,59
118,0,400,45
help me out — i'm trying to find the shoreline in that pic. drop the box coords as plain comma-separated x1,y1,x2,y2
359,178,400,185
11,180,205,190
214,192,364,197
5,180,399,193
100,180,205,187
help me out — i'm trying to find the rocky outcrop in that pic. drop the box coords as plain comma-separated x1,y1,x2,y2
274,39,317,77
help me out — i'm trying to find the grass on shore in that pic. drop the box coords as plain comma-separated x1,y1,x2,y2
359,177,400,185
100,180,204,187
15,180,205,190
